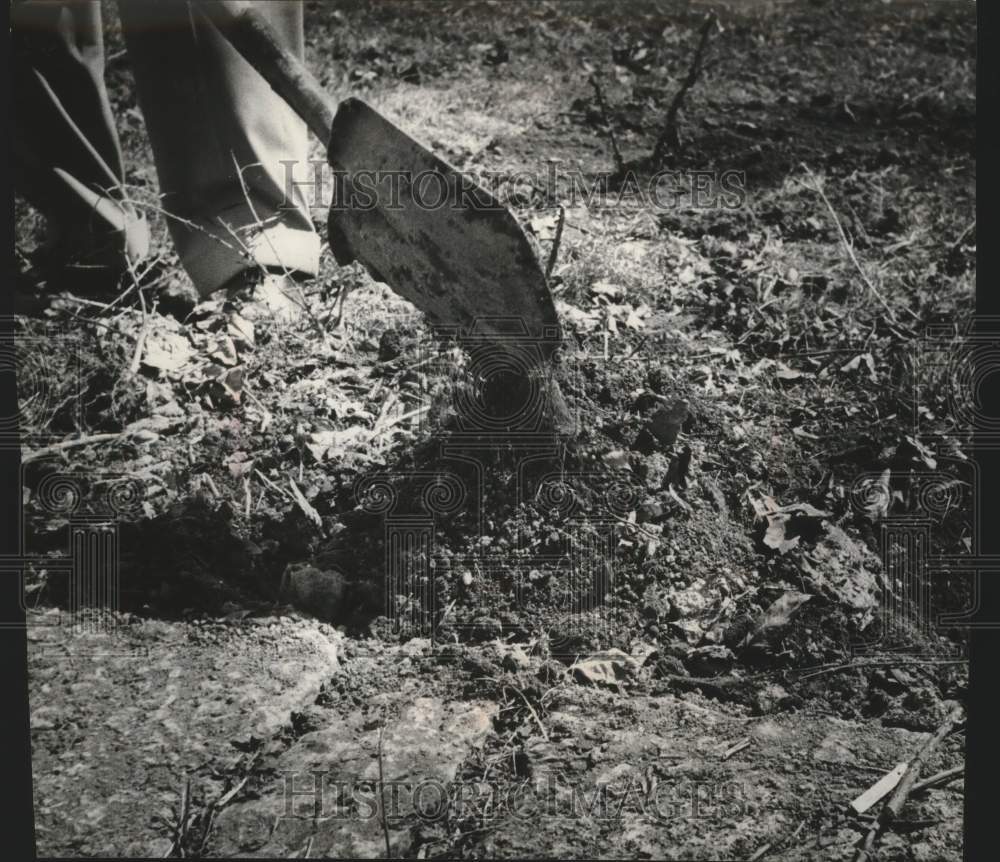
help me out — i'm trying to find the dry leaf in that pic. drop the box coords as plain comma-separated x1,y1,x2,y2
602,449,631,470
570,649,640,686
775,363,810,380
142,331,194,373
751,591,812,641
591,280,625,298
288,478,323,530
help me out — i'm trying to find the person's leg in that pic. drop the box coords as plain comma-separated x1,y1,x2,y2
117,0,320,299
12,0,149,273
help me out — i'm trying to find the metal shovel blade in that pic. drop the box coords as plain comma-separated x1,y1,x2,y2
325,99,560,356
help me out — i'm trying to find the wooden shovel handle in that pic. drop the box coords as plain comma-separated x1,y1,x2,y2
192,1,335,143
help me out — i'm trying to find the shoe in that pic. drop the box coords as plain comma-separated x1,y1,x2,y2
27,210,151,296
223,269,309,325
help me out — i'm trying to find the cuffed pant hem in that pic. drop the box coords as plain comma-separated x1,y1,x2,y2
177,214,321,297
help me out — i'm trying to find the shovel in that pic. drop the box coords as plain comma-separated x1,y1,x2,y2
195,3,567,394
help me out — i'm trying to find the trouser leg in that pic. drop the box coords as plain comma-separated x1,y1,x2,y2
118,0,320,297
12,0,149,267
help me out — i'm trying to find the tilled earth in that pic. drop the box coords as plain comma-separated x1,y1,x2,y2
28,618,965,859
18,0,973,858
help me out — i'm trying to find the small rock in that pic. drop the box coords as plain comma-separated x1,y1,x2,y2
647,400,689,447
722,614,756,649
669,619,705,646
640,453,671,491
537,660,567,683
665,446,692,488
640,498,665,520
501,646,531,673
871,669,907,696
378,328,403,362
652,656,687,678
671,579,711,617
629,641,658,664
701,622,728,645
462,653,500,677
684,645,736,676
280,563,346,621
641,585,673,621
700,478,729,513
753,683,791,715
570,649,641,686
399,637,432,658
472,616,503,640
910,844,939,862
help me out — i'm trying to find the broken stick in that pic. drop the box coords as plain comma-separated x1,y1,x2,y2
849,762,908,815
852,706,965,862
651,12,718,166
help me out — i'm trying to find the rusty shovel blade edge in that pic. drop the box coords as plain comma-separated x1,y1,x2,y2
324,98,561,359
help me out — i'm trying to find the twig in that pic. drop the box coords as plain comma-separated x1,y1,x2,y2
796,658,966,681
127,264,155,376
243,474,252,520
195,753,261,856
721,737,751,760
214,772,253,812
379,403,430,432
166,778,193,857
47,306,117,332
124,198,249,260
377,714,393,859
545,205,566,280
288,476,323,530
667,484,693,513
253,468,295,502
748,816,806,861
652,12,717,165
798,165,915,324
231,154,329,344
588,73,625,177
608,512,663,542
372,391,400,432
853,706,965,862
911,765,964,795
503,683,549,741
200,472,221,499
241,384,273,427
330,280,354,329
948,218,976,255
478,674,549,741
22,431,127,463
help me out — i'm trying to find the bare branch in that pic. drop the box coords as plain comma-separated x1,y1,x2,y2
588,73,625,177
652,12,717,166
853,706,965,862
544,205,566,281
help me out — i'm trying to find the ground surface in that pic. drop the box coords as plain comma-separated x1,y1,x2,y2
16,0,974,859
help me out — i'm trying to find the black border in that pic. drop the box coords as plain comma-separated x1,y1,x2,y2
965,3,998,861
2,0,36,858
